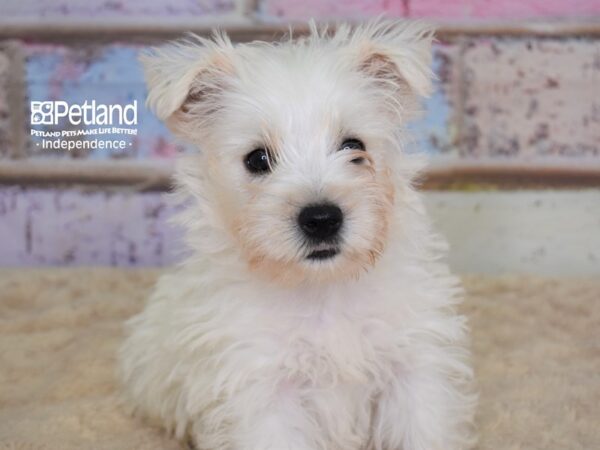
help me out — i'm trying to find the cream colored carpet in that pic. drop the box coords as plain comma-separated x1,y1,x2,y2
0,269,598,450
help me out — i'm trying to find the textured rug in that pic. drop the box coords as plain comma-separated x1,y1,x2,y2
0,269,598,450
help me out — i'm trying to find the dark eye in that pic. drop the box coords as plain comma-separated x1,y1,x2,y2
339,138,366,164
340,138,365,152
244,148,272,174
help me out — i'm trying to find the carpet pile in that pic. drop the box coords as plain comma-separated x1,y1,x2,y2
0,269,598,449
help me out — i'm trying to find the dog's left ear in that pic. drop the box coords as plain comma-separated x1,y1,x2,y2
344,20,435,114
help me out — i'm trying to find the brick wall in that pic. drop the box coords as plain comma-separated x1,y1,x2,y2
0,0,599,267
3,38,599,161
1,1,598,162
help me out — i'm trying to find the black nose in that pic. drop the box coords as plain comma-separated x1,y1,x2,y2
298,203,343,242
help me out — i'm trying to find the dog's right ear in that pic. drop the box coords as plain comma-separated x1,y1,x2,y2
140,33,235,130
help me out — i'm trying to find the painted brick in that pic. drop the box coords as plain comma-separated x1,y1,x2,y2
21,37,600,162
408,42,461,155
0,47,11,157
259,0,406,20
25,43,182,159
459,38,600,158
408,0,600,20
2,0,237,18
0,187,184,267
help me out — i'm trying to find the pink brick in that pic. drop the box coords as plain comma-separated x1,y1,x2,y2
260,0,406,20
459,39,600,158
409,0,600,20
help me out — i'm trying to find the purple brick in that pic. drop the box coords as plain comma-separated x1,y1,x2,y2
2,0,237,18
0,48,10,157
459,38,600,158
0,187,185,267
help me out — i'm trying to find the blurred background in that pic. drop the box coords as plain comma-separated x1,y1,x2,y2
0,0,599,275
2,5,599,448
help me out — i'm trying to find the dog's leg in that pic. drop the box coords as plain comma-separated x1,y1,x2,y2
190,379,317,450
370,365,474,450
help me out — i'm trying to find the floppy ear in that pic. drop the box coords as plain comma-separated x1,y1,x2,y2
342,20,435,115
139,33,235,130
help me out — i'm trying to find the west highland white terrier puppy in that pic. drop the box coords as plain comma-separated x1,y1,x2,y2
119,20,475,450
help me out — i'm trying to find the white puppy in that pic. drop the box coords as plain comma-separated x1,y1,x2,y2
119,20,476,450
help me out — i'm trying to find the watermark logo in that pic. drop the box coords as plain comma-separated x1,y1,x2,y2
30,100,137,126
30,101,55,125
30,100,139,152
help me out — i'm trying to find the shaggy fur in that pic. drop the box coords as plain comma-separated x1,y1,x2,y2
119,20,476,449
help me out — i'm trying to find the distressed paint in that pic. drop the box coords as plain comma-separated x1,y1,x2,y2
0,48,10,157
2,0,237,17
25,43,183,159
409,0,600,20
259,0,405,20
408,42,460,155
19,38,600,160
0,187,184,267
460,39,600,158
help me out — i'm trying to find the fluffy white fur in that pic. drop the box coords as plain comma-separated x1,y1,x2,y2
119,20,476,450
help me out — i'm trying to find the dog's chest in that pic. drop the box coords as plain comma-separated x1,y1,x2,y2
271,293,405,386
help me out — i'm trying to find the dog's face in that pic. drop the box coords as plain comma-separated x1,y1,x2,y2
143,21,433,285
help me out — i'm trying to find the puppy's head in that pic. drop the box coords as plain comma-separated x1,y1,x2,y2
142,20,434,285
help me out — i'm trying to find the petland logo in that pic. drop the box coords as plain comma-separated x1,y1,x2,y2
30,100,139,152
31,100,138,126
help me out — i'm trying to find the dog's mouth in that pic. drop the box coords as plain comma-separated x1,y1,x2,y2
306,247,339,261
